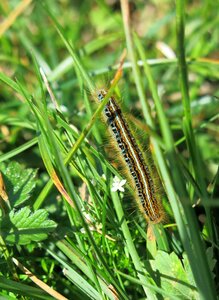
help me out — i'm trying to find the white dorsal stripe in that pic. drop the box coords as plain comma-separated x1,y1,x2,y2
109,100,158,220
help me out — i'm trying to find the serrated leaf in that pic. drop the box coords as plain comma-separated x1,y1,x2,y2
0,207,57,245
206,246,217,277
150,251,198,299
182,253,196,289
0,161,37,207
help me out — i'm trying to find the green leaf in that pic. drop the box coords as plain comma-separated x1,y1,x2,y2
0,275,53,299
0,161,37,207
182,246,216,290
150,251,198,299
206,246,217,277
0,207,56,245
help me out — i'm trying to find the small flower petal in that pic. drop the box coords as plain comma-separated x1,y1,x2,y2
118,186,125,192
120,179,127,186
111,176,126,192
111,185,118,192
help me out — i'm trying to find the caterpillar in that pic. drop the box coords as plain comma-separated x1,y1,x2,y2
97,89,164,224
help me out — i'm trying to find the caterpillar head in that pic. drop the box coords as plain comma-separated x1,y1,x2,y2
97,89,107,102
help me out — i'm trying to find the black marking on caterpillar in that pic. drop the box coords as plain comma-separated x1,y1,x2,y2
97,89,164,223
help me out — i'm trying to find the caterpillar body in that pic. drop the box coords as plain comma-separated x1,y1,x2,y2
97,89,164,224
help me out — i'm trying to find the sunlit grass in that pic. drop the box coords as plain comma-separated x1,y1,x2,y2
0,0,218,299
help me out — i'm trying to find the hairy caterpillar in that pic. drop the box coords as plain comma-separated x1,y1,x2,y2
97,89,164,223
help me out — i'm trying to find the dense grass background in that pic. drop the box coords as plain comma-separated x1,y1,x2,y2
0,0,219,299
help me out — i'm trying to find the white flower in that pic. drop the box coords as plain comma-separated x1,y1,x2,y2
111,176,126,192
